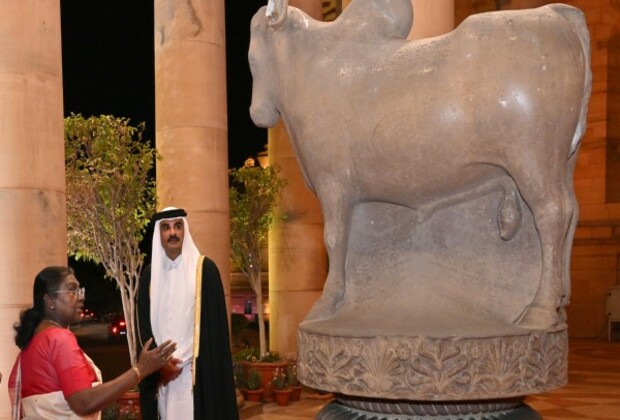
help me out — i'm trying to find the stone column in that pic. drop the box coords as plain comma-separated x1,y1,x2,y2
409,0,454,40
268,0,327,357
0,2,66,418
154,0,231,306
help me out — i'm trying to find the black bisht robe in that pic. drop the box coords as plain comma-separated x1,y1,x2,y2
137,257,239,420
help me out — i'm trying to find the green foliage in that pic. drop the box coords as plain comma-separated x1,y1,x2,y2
229,158,287,282
233,347,281,363
286,362,300,386
258,351,282,363
102,404,138,420
271,367,289,390
101,404,119,420
229,157,287,356
233,347,259,362
64,113,159,364
64,113,158,267
246,369,262,390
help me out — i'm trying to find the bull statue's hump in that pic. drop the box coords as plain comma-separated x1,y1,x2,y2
336,0,412,41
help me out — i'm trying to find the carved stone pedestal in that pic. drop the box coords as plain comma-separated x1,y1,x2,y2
299,326,567,400
299,325,565,419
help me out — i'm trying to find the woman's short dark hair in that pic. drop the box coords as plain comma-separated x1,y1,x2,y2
14,266,75,349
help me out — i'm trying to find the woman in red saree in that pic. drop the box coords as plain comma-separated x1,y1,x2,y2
8,266,176,419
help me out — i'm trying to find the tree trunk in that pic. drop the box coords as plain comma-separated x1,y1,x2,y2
252,270,267,356
118,278,138,365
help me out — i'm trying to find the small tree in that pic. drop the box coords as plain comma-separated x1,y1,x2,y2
229,158,287,356
65,113,158,364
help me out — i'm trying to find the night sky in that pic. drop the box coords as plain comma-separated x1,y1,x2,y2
60,0,267,313
60,0,267,170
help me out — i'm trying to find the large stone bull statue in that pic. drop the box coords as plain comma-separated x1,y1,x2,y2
249,0,591,329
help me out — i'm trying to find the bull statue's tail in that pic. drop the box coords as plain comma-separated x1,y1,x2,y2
549,4,592,156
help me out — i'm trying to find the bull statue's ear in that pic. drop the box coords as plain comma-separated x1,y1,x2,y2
266,0,288,29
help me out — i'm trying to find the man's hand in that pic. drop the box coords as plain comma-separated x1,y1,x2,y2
158,357,182,386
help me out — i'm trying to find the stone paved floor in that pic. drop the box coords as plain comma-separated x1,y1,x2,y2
245,338,620,419
525,338,620,419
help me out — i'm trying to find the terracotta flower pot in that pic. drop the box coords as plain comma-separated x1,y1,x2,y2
290,385,302,401
273,388,292,406
241,361,288,403
116,390,141,419
243,388,264,402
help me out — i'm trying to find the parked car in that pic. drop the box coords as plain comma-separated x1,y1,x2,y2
100,311,118,322
107,315,127,342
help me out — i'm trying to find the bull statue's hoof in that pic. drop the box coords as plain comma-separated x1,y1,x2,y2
515,305,558,329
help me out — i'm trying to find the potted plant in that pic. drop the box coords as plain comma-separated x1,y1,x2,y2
243,368,264,402
102,404,120,420
65,114,158,414
229,157,287,358
286,361,303,401
65,114,158,366
102,403,139,420
234,347,288,403
271,367,292,406
115,386,141,419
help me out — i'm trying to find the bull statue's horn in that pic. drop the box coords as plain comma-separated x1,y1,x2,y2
266,0,288,29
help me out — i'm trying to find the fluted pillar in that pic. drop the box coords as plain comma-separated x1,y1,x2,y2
154,0,230,305
409,0,454,40
268,0,327,357
0,2,66,418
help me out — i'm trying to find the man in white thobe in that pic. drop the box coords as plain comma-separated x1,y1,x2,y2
137,207,239,420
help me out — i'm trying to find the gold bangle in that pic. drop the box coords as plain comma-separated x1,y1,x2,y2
131,366,141,381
